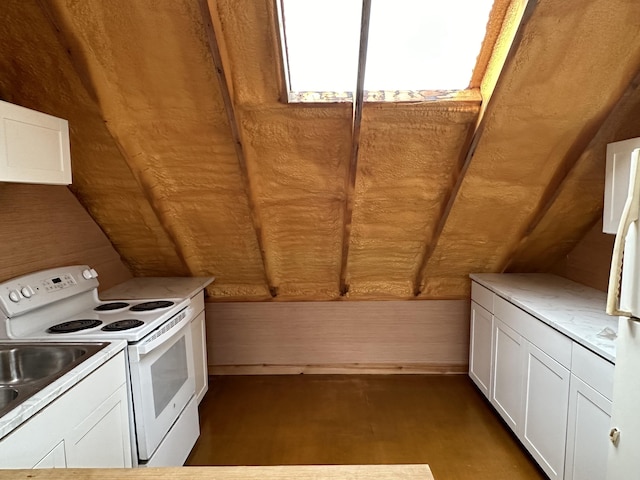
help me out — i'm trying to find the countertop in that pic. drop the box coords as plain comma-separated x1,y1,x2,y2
0,465,434,480
470,273,618,363
0,339,127,440
101,277,214,301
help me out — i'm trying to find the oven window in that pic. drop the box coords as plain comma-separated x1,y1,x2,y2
150,336,189,418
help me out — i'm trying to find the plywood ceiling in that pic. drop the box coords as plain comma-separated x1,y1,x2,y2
1,0,640,301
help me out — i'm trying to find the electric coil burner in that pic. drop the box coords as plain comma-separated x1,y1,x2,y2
130,300,174,311
94,302,130,311
102,319,144,332
47,319,102,333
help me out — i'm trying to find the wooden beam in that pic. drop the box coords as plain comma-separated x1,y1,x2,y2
339,0,372,296
198,0,277,297
502,69,640,272
36,0,192,276
469,0,513,89
412,0,539,297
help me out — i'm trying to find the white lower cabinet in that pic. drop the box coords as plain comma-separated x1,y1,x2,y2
491,318,525,434
565,342,614,480
522,343,570,480
564,375,612,480
190,290,209,404
33,442,66,469
470,281,614,480
65,385,131,467
0,350,131,469
469,301,493,397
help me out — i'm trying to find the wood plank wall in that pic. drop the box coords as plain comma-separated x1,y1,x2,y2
552,220,614,292
0,183,131,290
206,300,470,374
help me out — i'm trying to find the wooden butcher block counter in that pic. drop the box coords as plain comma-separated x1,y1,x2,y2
0,465,434,480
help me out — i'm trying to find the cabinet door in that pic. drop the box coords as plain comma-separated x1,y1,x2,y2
522,342,570,480
191,310,209,404
565,375,612,480
491,317,525,433
469,301,493,398
65,384,132,468
32,441,66,469
0,100,71,185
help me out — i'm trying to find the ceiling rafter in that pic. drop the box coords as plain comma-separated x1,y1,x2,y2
36,0,192,277
198,0,277,297
502,68,640,272
339,0,372,297
412,0,539,297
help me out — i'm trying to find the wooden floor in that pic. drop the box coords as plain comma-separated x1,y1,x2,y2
186,375,546,480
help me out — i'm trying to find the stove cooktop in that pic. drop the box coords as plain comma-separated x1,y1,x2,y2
22,297,190,343
0,265,195,343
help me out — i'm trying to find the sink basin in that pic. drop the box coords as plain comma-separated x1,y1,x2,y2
0,342,108,418
0,387,18,411
0,345,87,384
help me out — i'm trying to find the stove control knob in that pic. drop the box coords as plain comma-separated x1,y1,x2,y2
82,269,93,280
90,268,98,278
20,287,33,298
8,290,20,303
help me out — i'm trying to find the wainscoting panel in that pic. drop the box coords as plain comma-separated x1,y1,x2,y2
207,300,469,374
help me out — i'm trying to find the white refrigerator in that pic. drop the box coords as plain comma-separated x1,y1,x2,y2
606,143,640,480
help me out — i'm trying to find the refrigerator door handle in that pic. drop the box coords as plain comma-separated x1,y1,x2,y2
607,149,640,317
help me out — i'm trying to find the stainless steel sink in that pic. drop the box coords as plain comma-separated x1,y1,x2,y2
0,345,89,384
0,387,18,411
0,342,108,418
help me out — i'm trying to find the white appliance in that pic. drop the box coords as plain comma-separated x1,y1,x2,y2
605,141,640,480
0,265,199,467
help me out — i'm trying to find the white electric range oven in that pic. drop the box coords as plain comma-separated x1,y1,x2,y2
0,265,199,467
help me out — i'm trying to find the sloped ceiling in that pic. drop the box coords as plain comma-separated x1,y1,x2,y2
1,0,640,301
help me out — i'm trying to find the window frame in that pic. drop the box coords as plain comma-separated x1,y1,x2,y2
273,0,514,105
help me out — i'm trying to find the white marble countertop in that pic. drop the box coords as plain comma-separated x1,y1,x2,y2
0,340,127,440
100,277,214,301
470,273,618,363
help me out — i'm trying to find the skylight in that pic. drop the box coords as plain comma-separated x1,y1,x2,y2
278,0,497,102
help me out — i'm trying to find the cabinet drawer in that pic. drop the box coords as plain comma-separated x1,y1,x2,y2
494,296,571,368
471,282,494,313
571,343,614,400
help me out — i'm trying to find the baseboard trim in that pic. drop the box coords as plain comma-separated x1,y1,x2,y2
208,363,469,375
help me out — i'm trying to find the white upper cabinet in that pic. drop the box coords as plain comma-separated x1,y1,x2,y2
604,138,640,233
0,100,71,185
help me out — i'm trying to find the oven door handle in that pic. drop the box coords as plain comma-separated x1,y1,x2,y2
135,306,195,356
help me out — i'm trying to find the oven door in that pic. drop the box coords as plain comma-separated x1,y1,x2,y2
127,306,196,461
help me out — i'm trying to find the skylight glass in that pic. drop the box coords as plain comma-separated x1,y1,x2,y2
365,0,495,91
280,0,362,92
279,0,496,100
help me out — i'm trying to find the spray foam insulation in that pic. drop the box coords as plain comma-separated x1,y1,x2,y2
0,0,188,277
420,0,640,298
1,0,640,300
